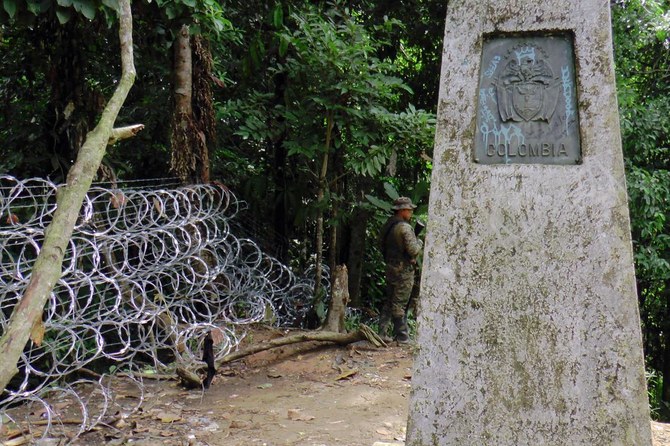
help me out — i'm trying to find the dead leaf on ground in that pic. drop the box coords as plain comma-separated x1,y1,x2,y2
230,419,251,429
267,370,282,378
287,409,315,421
155,412,182,423
132,425,150,433
335,368,358,381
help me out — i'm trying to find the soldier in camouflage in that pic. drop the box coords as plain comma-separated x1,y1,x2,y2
378,197,423,343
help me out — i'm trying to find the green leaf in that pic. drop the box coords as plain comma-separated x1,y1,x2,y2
56,6,72,23
278,36,289,57
365,194,390,211
180,0,195,7
101,0,118,11
57,0,73,7
165,4,177,20
73,0,96,19
383,182,399,200
26,0,51,15
272,4,283,28
3,0,17,18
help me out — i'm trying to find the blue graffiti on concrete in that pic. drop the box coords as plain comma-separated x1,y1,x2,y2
561,66,574,135
484,55,501,78
478,87,525,163
514,46,536,64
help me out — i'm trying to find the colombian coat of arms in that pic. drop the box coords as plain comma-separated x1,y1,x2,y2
495,46,560,123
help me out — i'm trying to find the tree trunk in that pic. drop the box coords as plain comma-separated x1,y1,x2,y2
327,145,344,276
313,111,334,300
0,0,137,394
170,25,210,185
660,287,670,419
271,69,289,262
346,206,370,307
191,34,215,183
322,265,349,333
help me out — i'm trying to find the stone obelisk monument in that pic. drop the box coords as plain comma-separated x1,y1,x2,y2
406,1,652,445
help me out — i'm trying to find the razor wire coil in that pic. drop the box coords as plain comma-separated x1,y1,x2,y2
0,174,327,442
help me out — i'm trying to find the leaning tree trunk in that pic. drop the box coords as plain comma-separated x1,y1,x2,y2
0,0,138,394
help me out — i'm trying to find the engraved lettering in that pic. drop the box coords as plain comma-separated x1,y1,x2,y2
490,142,570,157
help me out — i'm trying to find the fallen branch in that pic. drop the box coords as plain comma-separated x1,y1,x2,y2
176,367,203,389
219,324,386,366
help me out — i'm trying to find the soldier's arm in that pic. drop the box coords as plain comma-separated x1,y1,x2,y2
399,223,423,258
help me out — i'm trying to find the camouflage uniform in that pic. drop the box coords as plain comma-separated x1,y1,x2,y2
379,203,423,342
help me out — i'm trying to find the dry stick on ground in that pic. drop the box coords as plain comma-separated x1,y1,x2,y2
0,0,140,393
176,324,387,388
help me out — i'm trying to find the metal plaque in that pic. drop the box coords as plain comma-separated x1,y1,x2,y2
474,34,581,164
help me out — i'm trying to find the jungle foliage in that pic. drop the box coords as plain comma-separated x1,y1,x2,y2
612,0,670,419
1,0,669,419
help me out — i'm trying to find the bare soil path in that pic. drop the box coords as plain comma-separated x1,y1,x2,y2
74,326,413,446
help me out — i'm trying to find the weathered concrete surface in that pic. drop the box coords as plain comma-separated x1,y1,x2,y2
406,1,652,445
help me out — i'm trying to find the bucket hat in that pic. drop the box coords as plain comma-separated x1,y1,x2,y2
392,197,417,210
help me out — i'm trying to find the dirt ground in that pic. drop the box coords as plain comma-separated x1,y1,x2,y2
66,326,412,446
5,325,670,445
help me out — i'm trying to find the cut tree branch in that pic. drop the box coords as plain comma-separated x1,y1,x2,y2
108,124,145,145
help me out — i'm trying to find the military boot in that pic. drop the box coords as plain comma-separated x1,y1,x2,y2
378,313,393,343
392,316,410,344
